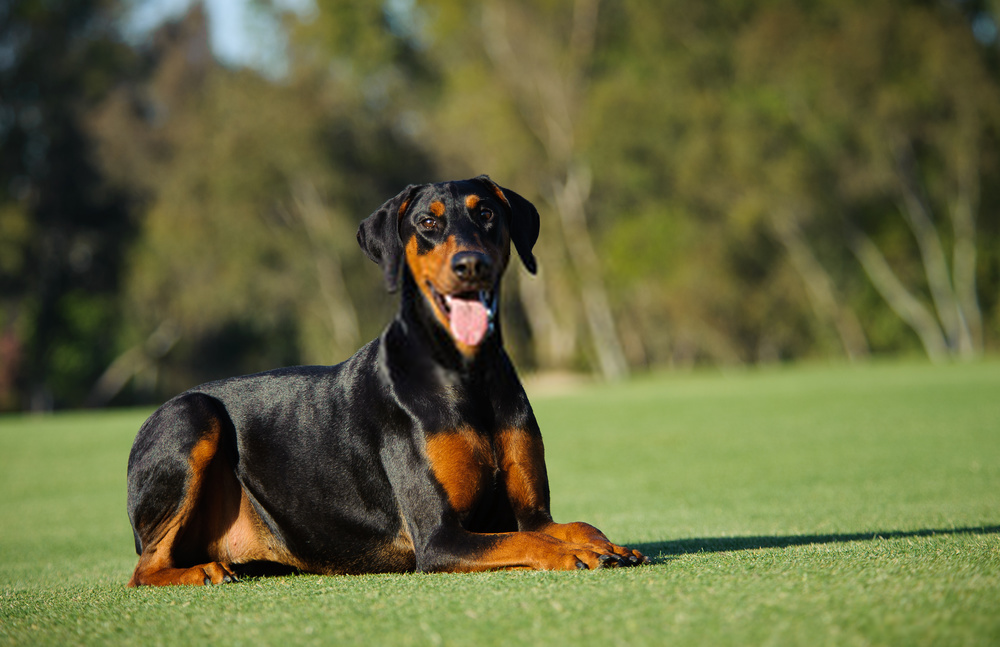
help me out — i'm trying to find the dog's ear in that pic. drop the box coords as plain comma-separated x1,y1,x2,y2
357,184,425,292
474,175,539,274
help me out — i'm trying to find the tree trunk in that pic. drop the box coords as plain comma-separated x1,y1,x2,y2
552,165,629,380
947,121,983,354
893,142,974,357
481,0,628,379
293,181,360,360
771,214,869,362
847,225,950,363
86,320,180,406
516,263,578,369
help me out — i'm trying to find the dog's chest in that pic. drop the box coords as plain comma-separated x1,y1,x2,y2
423,428,507,521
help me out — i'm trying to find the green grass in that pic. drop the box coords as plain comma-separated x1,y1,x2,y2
1,360,998,646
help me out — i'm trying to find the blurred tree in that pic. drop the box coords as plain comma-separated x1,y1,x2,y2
567,0,826,366
8,0,997,410
728,1,1000,361
0,0,138,409
414,0,632,379
87,4,436,403
585,0,1000,364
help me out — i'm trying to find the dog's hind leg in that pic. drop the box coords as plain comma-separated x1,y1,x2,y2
126,393,241,586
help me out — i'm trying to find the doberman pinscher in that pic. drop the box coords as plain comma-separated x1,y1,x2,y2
126,175,648,585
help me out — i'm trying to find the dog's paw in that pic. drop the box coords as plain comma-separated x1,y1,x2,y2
129,561,240,586
200,561,240,585
538,521,650,567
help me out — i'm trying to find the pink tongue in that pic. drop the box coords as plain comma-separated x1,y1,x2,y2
449,298,490,347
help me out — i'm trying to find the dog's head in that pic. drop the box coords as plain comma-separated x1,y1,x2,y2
357,175,539,356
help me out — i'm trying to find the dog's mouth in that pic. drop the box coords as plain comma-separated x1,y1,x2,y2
427,283,497,348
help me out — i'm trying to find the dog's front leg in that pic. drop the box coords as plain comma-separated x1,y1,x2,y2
382,431,621,571
497,428,650,566
419,527,616,572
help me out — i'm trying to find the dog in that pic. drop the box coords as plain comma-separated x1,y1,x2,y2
126,175,648,585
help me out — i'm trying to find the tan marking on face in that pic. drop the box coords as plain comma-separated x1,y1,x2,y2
424,428,495,516
430,200,445,216
398,198,413,217
404,234,491,358
464,194,480,210
488,184,508,206
406,235,454,334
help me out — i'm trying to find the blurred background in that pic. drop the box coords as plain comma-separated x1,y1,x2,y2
1,0,998,411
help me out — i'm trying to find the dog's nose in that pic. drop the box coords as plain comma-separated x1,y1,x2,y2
452,252,493,283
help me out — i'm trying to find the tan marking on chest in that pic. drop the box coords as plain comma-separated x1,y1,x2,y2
425,428,497,515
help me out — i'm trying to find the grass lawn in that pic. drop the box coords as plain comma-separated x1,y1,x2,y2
1,360,998,646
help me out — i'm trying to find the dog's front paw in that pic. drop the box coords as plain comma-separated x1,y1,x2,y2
608,544,651,566
539,521,650,567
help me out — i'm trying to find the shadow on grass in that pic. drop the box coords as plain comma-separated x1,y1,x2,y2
636,525,1000,563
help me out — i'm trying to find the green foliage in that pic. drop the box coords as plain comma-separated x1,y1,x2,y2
577,0,1000,364
2,362,999,644
0,0,139,409
4,0,1000,408
85,7,436,400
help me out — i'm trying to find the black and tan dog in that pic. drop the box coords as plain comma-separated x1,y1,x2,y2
126,176,647,586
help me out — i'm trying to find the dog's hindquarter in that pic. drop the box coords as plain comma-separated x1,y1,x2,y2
201,345,423,574
127,342,420,577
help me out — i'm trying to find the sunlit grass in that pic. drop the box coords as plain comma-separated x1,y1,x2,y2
2,360,998,645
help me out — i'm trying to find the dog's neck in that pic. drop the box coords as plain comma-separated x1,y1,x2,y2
388,270,504,380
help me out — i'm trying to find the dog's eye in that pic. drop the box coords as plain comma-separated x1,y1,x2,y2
420,217,438,231
480,207,494,222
